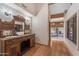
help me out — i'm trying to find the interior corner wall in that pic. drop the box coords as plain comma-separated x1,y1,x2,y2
32,4,49,45
64,3,79,56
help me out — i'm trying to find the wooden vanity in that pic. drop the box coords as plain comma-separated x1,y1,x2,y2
0,15,35,56
0,34,35,56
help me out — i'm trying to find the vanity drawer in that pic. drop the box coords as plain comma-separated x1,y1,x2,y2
5,38,20,46
5,40,14,45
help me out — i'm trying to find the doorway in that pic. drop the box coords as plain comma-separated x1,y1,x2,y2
49,17,64,42
51,26,64,37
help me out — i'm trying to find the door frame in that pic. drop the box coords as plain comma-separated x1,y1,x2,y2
48,13,64,46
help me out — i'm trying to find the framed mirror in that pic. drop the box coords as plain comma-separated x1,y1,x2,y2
25,17,32,34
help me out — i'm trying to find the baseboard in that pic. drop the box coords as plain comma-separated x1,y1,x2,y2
35,43,49,47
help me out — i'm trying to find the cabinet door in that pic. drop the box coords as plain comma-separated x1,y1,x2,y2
5,44,20,56
11,47,17,56
32,38,35,47
30,36,35,47
5,46,12,56
11,44,20,56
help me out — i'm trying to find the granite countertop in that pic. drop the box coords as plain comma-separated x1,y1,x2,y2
0,33,33,41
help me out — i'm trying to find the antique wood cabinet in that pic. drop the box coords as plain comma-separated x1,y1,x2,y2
3,34,35,56
0,15,34,56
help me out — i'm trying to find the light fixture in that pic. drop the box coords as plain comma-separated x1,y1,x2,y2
4,11,12,16
52,23,55,25
0,9,12,16
0,9,13,22
60,22,63,25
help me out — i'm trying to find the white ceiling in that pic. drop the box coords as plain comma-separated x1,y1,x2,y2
15,3,44,16
49,3,71,15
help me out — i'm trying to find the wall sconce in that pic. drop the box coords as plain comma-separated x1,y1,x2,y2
0,9,12,16
0,9,13,22
4,11,12,16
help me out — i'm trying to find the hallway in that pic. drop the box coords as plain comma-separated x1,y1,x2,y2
23,41,71,56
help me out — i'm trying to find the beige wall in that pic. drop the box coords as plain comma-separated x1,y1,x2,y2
64,3,79,56
32,4,49,45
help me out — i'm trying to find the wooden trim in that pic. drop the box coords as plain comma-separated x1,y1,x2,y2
48,6,51,46
48,13,51,46
48,13,64,46
48,3,55,5
48,20,51,46
51,13,64,18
